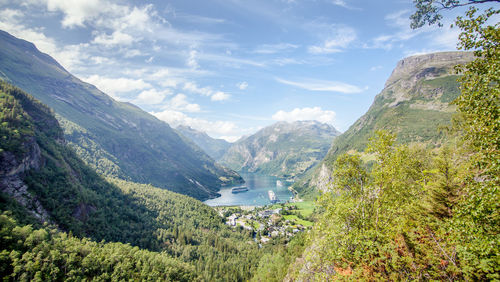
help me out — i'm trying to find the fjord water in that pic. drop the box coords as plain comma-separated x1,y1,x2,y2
204,173,293,206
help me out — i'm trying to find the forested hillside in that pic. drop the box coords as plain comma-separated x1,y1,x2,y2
293,51,474,198
0,30,242,200
287,4,499,280
0,81,262,280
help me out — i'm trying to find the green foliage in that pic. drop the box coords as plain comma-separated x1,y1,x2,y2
251,233,307,282
410,0,498,28
0,213,199,281
449,7,500,280
0,82,262,281
292,132,470,280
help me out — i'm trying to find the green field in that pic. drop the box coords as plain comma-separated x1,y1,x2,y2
282,214,314,227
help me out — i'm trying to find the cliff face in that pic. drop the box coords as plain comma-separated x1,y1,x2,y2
220,121,340,179
293,51,474,196
0,137,53,223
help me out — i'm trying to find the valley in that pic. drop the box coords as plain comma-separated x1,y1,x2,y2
0,0,498,280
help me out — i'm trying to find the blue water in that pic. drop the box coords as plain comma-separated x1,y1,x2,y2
204,173,293,206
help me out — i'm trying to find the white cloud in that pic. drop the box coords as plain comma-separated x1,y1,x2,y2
82,75,151,98
44,0,103,28
187,50,199,69
132,89,171,105
370,65,383,71
237,81,248,90
276,77,364,94
166,94,201,112
183,82,230,101
272,107,336,125
183,82,212,96
331,0,347,8
218,136,240,142
308,25,356,54
176,14,226,25
253,43,299,54
211,91,230,101
92,30,135,47
429,25,460,50
152,110,238,139
364,10,426,50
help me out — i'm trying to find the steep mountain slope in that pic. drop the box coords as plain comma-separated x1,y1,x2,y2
293,51,474,197
0,30,241,200
220,120,340,178
176,125,231,160
0,81,261,280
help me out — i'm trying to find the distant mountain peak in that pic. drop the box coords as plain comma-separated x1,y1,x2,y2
220,120,340,178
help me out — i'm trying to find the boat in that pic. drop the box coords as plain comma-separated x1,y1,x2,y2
276,180,283,187
268,190,279,203
231,186,249,193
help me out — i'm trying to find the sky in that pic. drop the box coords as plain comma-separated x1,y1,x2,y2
0,0,471,141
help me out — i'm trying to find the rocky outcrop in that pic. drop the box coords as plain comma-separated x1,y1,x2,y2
0,138,52,223
384,51,474,87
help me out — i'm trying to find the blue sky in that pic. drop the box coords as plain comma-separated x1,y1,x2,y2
0,0,468,141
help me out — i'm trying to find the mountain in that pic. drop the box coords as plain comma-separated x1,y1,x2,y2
0,81,261,280
0,30,242,200
293,51,475,197
176,125,231,160
220,120,340,179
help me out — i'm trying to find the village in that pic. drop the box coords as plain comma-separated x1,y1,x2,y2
216,201,315,244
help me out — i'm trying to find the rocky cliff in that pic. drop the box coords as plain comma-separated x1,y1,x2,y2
293,51,474,197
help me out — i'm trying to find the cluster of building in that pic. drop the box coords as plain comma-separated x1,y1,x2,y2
219,205,309,244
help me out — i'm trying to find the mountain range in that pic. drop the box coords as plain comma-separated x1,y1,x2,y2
0,30,242,200
176,125,231,160
220,120,340,179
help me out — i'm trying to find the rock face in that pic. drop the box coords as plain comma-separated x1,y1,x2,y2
293,51,474,196
0,30,241,200
176,125,231,161
220,121,340,178
0,138,52,223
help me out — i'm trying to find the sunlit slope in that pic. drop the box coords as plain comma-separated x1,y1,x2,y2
293,51,474,197
0,30,242,200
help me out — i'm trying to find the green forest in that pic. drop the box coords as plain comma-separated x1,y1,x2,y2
0,0,498,281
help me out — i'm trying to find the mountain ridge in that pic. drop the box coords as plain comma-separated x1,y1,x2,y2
0,30,242,200
220,120,340,179
293,51,475,197
176,125,231,160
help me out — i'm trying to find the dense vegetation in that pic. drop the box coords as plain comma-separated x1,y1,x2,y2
288,3,499,280
0,30,242,200
0,82,263,280
0,213,197,281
